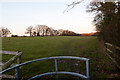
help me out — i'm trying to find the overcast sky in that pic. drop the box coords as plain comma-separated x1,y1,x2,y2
0,0,95,35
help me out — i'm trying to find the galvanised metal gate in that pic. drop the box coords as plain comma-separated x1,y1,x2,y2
0,56,90,80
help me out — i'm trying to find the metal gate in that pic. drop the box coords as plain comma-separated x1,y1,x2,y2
0,56,90,80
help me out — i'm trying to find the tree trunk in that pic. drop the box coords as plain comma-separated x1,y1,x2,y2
42,29,44,36
37,32,40,36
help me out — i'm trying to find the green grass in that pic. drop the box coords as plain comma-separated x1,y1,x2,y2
2,36,119,78
2,54,14,62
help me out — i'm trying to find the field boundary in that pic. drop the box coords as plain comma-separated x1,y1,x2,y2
104,43,120,69
0,51,22,70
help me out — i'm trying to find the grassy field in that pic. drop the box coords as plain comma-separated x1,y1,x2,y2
2,36,119,79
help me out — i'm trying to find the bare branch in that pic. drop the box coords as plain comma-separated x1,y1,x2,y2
63,0,83,13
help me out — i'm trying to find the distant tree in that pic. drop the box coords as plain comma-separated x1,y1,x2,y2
35,25,41,36
53,30,59,36
32,28,37,36
11,35,18,37
26,26,33,36
48,27,55,36
42,25,49,36
59,30,78,36
45,28,49,36
40,25,49,36
35,25,57,36
58,29,64,35
0,27,11,37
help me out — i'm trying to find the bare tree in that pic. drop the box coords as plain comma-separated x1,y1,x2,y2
35,25,42,36
47,27,55,36
35,25,51,36
39,25,49,36
43,26,49,36
26,26,33,36
0,27,11,37
32,28,37,36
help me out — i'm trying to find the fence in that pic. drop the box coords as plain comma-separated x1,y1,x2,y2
0,51,22,78
0,56,90,80
0,51,22,70
104,43,120,69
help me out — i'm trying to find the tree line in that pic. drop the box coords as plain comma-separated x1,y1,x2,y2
0,27,11,37
25,25,79,36
0,25,79,37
